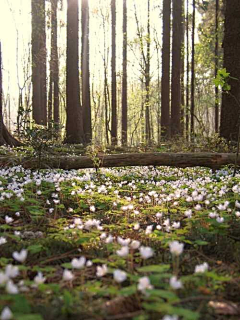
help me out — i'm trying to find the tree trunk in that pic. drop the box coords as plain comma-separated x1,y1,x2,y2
161,0,171,138
52,0,60,126
2,153,239,170
111,0,117,145
220,0,240,141
81,0,92,144
122,0,128,146
32,0,47,125
0,42,21,146
171,0,183,137
65,0,84,144
186,0,189,139
180,0,185,136
190,0,195,138
215,0,219,133
145,0,151,144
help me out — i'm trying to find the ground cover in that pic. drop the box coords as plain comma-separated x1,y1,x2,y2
0,162,240,320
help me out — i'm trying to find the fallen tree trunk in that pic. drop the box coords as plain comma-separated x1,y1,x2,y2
0,152,239,170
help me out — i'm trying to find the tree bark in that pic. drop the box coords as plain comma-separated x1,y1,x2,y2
171,0,183,137
111,0,117,145
52,0,60,126
81,0,92,143
220,0,240,141
190,0,195,137
1,153,239,170
186,0,189,139
32,0,47,125
145,0,151,144
65,0,84,144
215,0,219,133
161,0,171,138
180,0,185,136
121,0,128,146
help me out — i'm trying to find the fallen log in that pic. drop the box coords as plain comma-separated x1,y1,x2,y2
0,153,239,170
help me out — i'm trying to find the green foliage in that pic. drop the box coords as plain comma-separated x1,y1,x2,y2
214,68,231,91
0,160,239,319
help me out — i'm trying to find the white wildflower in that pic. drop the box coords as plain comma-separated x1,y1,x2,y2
96,264,108,277
12,249,28,263
169,241,184,256
139,246,154,259
113,270,127,283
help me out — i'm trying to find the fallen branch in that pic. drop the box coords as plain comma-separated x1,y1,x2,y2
0,152,239,170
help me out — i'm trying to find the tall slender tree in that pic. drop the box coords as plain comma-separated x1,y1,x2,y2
81,0,92,143
122,0,128,145
111,0,117,145
215,0,219,133
48,0,59,126
171,0,183,137
145,0,151,144
32,0,47,125
186,0,190,139
133,1,151,144
190,0,195,137
180,0,185,135
220,0,240,141
161,0,171,138
65,0,84,144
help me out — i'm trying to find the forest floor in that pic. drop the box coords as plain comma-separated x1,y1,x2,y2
0,146,240,320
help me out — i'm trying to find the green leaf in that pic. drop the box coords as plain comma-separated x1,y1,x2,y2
118,285,137,297
137,265,170,273
194,240,209,246
27,244,45,254
147,289,179,302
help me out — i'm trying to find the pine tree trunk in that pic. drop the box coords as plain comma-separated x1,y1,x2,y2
161,0,171,138
190,0,195,138
171,0,183,137
81,0,92,144
122,0,128,146
215,0,219,133
52,0,60,126
32,0,47,125
180,0,185,136
186,0,189,139
220,0,240,141
145,0,151,144
111,0,117,145
65,0,84,144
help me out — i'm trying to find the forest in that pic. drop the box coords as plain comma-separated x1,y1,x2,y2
0,0,240,319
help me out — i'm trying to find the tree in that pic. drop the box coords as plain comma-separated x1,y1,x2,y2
190,0,195,137
121,0,128,146
220,0,240,141
215,0,219,133
145,0,151,144
180,0,185,135
161,0,171,138
0,42,21,146
48,0,59,126
81,0,92,143
65,0,84,144
171,0,183,137
32,0,47,125
186,0,190,139
111,0,117,145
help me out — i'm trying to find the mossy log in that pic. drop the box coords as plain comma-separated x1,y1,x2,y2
0,152,239,170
